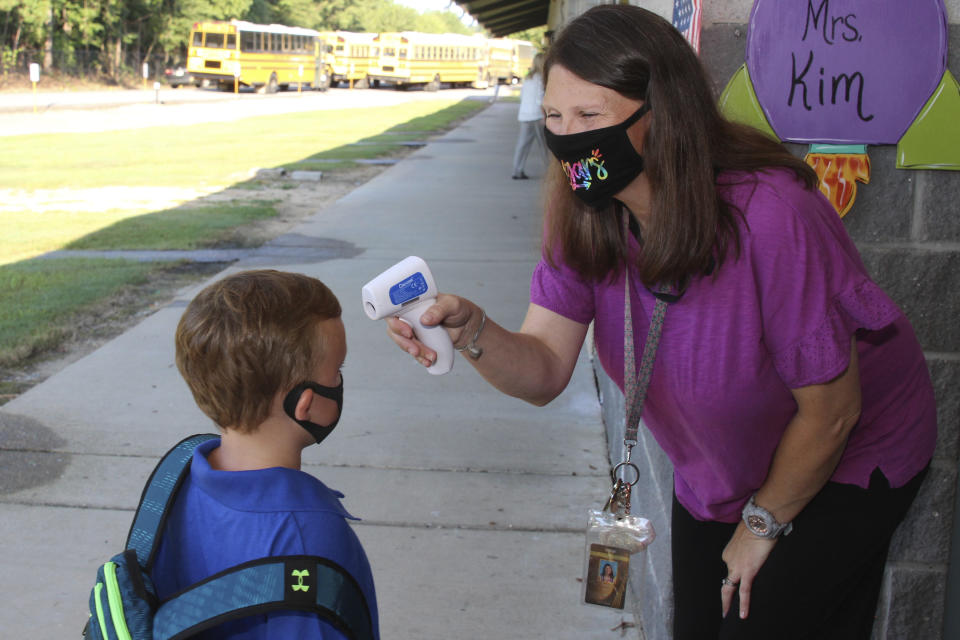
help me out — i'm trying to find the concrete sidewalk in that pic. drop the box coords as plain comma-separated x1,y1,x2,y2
0,100,641,639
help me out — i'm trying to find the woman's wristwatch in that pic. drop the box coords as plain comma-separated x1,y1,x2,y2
741,494,793,538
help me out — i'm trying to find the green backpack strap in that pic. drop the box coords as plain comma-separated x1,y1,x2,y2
153,555,373,640
125,434,219,569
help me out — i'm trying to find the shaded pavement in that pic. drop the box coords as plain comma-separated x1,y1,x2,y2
0,99,641,639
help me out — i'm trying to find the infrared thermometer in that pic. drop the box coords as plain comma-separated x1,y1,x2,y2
361,256,454,375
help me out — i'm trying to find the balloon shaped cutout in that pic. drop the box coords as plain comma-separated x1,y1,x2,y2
897,70,960,170
718,64,778,141
718,0,960,218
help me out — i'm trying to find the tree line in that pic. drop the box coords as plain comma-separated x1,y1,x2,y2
0,0,490,78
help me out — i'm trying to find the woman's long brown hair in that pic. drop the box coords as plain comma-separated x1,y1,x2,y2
542,4,817,287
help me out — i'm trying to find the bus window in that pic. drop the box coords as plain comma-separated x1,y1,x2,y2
385,47,395,57
241,31,256,51
226,34,236,49
399,48,407,60
206,32,224,48
193,31,203,47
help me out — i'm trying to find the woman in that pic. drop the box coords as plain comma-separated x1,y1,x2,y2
386,6,936,639
511,52,546,180
601,563,616,584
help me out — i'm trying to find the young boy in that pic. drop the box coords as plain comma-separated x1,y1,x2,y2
151,269,378,639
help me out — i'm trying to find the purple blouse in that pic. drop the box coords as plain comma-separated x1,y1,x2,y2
531,169,937,523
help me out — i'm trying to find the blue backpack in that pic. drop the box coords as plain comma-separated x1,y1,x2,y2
83,434,373,640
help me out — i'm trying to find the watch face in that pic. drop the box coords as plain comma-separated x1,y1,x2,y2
747,514,769,534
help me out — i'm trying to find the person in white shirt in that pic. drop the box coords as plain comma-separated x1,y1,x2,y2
511,53,546,180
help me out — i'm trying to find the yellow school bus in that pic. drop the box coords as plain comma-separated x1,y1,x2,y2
368,31,489,90
319,31,379,88
186,20,331,92
485,38,514,86
511,40,536,83
485,38,536,85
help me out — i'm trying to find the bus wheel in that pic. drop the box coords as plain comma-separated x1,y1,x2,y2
427,74,441,92
266,73,279,94
318,70,332,91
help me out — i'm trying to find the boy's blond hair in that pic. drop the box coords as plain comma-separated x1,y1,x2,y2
175,270,342,431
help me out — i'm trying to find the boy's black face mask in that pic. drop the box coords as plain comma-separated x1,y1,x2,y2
282,375,343,445
543,102,651,207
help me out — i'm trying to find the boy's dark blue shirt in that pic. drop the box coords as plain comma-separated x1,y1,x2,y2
151,438,379,639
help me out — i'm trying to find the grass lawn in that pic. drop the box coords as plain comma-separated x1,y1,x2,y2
0,99,485,190
65,201,279,250
0,97,488,374
0,258,173,367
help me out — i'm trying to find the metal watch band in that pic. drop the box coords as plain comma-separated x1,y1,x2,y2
742,494,793,539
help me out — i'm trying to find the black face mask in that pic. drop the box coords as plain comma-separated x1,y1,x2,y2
543,102,651,207
282,375,343,445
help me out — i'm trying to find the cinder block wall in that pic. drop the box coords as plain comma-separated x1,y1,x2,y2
592,9,960,640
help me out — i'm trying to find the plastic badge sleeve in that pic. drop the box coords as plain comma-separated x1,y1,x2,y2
581,509,655,609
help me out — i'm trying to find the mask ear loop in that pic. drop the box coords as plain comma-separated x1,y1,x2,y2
282,376,344,445
622,100,651,128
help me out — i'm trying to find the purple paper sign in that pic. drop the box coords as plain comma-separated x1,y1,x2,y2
746,0,948,144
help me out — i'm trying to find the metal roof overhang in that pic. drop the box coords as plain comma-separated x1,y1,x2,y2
460,0,549,37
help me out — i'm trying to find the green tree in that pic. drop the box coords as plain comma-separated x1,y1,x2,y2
311,0,354,30
415,10,473,35
1,0,49,67
273,0,319,28
0,0,492,77
505,25,545,48
333,0,417,32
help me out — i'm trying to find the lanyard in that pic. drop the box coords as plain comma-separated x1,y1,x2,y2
623,276,668,448
614,212,668,491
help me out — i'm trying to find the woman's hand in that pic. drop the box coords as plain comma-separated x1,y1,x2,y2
719,338,862,620
385,293,479,368
385,298,588,406
720,523,778,620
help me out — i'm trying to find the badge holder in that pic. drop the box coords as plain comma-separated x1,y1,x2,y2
583,216,666,610
582,455,655,609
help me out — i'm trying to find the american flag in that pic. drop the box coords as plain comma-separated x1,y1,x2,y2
672,0,703,54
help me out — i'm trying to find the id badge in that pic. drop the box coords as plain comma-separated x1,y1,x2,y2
582,507,654,609
584,543,630,609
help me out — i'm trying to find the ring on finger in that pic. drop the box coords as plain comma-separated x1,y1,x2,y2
721,577,738,588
